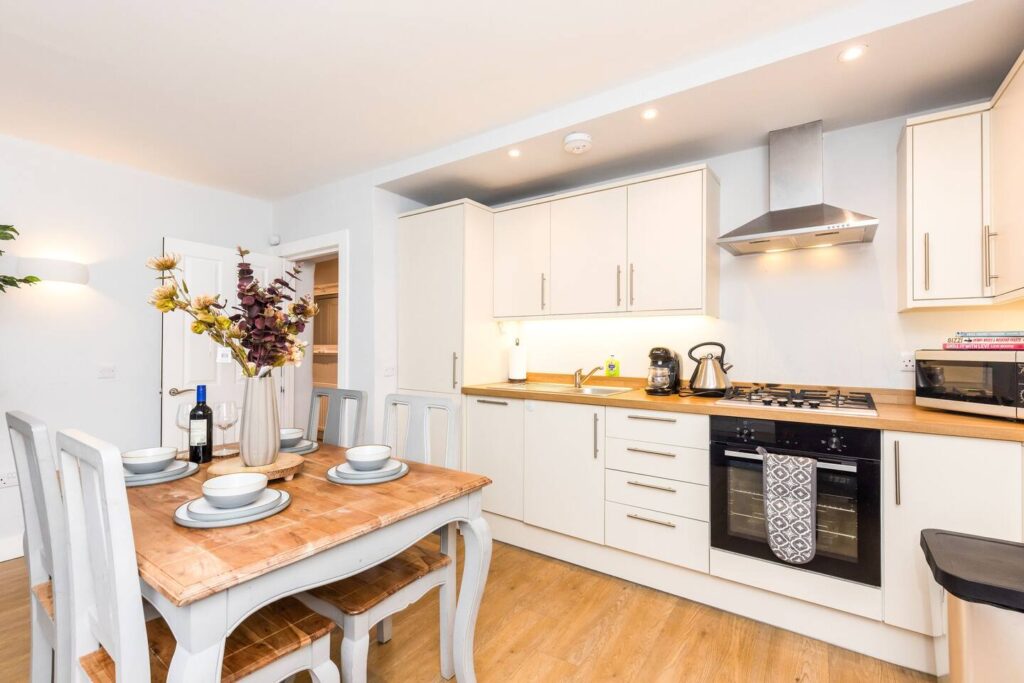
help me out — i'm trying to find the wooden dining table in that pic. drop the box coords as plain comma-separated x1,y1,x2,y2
126,445,492,682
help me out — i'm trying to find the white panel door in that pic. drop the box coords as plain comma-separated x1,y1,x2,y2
911,114,985,301
523,400,605,543
549,187,627,315
397,206,464,394
466,396,524,519
627,172,704,311
160,239,288,449
991,54,1024,298
493,203,550,317
882,431,1022,635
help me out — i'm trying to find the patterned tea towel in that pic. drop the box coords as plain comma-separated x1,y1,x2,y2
760,446,817,565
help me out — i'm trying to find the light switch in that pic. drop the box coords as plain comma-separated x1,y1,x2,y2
98,363,116,380
383,365,395,377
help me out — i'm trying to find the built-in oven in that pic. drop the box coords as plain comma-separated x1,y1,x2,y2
709,416,881,586
915,350,1024,420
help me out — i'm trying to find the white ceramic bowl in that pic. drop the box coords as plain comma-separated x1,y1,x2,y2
202,473,268,509
122,447,177,475
345,444,392,472
280,428,304,448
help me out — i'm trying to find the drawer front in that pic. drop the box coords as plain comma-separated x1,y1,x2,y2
606,407,708,448
605,437,709,484
605,501,709,572
605,470,708,521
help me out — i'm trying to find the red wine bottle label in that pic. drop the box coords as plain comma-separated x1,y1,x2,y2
189,419,208,446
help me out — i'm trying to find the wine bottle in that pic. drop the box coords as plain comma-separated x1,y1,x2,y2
189,385,213,464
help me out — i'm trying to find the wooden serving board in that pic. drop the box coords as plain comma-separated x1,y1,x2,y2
207,452,305,481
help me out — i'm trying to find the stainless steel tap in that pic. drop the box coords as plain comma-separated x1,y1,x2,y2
574,366,603,388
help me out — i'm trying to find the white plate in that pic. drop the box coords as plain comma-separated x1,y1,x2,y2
125,461,198,488
174,490,291,529
281,439,316,453
124,459,187,482
334,459,402,480
327,462,408,486
187,489,282,521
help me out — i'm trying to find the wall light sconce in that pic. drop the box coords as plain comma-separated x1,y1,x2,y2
17,257,90,285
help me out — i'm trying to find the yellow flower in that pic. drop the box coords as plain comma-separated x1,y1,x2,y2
146,253,181,271
190,320,208,334
148,284,178,312
226,324,245,339
196,311,217,325
215,315,232,330
191,294,218,311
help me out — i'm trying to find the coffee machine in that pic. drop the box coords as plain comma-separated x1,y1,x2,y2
646,347,681,395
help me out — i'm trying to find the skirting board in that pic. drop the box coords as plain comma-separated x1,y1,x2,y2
485,512,936,675
0,534,23,562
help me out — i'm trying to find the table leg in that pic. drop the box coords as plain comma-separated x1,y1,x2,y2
453,515,492,683
160,591,230,683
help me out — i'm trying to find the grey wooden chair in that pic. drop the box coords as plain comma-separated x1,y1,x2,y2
307,387,367,447
381,393,459,468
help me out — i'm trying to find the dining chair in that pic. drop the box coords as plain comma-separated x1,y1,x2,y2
6,411,71,683
55,428,341,683
307,388,367,447
298,393,459,683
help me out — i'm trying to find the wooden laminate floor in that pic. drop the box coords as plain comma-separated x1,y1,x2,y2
0,541,933,682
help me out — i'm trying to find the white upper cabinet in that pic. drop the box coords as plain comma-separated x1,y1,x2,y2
549,187,628,315
991,50,1024,298
627,172,705,312
493,203,550,317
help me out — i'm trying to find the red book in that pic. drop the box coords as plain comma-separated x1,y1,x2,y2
942,343,1024,350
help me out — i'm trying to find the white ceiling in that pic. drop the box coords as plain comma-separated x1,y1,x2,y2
0,0,955,198
384,0,1024,206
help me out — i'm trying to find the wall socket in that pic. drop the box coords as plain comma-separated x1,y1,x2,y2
0,471,18,489
899,352,916,373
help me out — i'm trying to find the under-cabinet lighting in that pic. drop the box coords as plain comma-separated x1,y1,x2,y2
507,148,521,158
810,244,834,249
838,44,867,62
765,248,791,254
642,108,659,120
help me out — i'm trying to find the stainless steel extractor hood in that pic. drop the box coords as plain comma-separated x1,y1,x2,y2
717,120,878,256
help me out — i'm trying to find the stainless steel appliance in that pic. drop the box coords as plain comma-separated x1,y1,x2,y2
686,342,732,396
915,350,1024,420
716,384,878,417
645,347,680,396
710,415,881,586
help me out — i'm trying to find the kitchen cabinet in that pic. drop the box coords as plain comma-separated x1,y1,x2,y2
882,431,1022,636
523,400,605,544
990,50,1024,298
493,203,550,317
549,187,627,315
466,396,524,519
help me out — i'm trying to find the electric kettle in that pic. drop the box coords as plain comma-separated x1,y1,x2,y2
687,342,733,396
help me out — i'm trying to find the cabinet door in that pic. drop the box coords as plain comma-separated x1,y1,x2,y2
493,204,550,317
466,397,524,519
524,401,605,543
397,206,463,393
627,172,704,311
911,114,985,301
991,54,1024,298
549,187,627,314
882,431,1022,636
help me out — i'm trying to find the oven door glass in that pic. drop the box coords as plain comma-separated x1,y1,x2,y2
711,446,880,586
916,359,1017,407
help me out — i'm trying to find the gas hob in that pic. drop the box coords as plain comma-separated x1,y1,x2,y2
715,385,878,417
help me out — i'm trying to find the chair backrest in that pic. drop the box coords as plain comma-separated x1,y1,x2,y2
57,429,150,681
381,393,459,468
308,387,367,447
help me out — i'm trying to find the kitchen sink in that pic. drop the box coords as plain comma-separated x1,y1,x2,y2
482,382,631,397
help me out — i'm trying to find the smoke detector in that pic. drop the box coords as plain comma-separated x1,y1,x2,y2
563,132,593,155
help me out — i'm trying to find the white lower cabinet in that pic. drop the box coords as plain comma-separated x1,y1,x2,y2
605,469,708,521
882,431,1023,636
605,437,708,484
465,397,524,520
605,501,709,572
523,400,605,544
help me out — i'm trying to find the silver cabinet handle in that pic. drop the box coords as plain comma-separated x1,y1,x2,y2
616,265,622,307
627,512,676,528
168,387,195,396
476,399,508,406
540,273,546,310
924,232,931,291
626,447,676,458
452,352,458,389
593,413,599,459
984,225,998,288
894,440,901,506
627,414,676,423
629,263,635,306
627,479,676,493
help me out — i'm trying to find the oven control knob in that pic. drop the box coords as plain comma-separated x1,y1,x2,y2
827,435,842,451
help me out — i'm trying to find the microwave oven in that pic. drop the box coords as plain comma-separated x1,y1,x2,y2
915,350,1024,420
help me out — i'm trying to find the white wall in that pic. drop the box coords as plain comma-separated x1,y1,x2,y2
514,115,1024,388
0,134,272,558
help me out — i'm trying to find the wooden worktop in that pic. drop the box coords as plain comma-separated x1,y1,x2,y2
463,378,1024,442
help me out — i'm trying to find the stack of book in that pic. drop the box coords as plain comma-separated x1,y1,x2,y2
943,331,1024,350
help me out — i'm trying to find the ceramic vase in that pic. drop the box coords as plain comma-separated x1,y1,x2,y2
239,375,280,467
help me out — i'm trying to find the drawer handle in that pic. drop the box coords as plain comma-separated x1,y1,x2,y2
476,399,508,406
626,447,676,458
626,415,676,423
626,512,676,528
627,480,676,493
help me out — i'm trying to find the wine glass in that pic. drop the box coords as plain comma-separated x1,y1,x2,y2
175,403,195,451
214,402,239,456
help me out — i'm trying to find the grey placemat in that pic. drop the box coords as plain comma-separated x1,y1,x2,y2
761,447,817,565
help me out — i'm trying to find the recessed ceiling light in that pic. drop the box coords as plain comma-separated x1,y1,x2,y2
642,108,658,120
507,148,521,158
838,44,867,63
